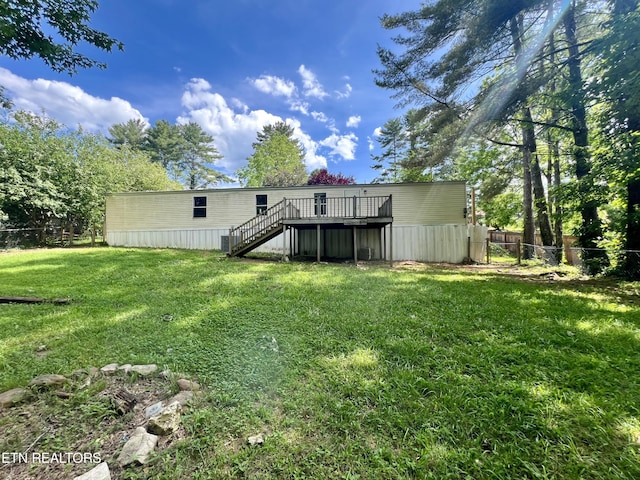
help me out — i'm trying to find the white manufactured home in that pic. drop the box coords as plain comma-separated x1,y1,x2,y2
105,181,487,263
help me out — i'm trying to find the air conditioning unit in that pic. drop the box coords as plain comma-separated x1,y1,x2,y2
357,247,374,260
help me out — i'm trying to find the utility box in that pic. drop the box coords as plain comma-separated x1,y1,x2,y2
221,235,238,253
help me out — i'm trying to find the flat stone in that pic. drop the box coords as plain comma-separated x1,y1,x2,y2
73,462,111,480
247,433,264,446
117,364,132,374
145,401,164,419
89,367,100,376
117,427,158,467
28,374,67,388
100,364,119,375
177,379,200,391
0,388,28,409
129,364,157,376
147,401,181,436
168,390,196,408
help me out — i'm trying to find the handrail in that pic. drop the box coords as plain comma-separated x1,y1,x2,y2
228,195,392,255
229,199,285,253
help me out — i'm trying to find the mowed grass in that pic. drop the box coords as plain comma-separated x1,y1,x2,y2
0,248,639,479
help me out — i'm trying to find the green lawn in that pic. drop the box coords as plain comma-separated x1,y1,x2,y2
0,248,639,479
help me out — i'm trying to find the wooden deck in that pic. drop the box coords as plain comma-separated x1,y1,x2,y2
228,195,392,258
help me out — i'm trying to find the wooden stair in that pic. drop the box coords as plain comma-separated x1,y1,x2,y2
227,200,286,257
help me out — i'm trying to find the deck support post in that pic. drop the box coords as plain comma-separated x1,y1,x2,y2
353,226,358,264
289,227,294,259
282,224,286,260
389,223,393,266
316,224,321,262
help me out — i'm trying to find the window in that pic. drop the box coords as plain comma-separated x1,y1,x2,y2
193,196,207,218
256,194,268,215
314,193,327,216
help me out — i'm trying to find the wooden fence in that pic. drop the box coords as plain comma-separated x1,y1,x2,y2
488,230,581,265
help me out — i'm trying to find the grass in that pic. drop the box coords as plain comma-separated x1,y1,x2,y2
0,247,639,479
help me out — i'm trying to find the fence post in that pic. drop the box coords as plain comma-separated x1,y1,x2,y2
486,238,490,264
467,236,471,261
516,239,521,265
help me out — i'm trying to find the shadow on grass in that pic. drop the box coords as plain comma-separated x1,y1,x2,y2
0,249,638,478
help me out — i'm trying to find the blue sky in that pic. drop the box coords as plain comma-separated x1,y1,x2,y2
0,0,422,184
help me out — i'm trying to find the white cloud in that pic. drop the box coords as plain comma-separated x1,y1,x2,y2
298,64,328,99
251,74,296,98
289,99,310,116
178,78,326,172
373,127,383,137
336,83,352,99
319,132,358,161
311,111,329,123
346,115,361,128
0,67,146,130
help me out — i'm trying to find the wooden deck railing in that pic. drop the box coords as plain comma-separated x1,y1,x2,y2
228,195,392,256
283,195,392,219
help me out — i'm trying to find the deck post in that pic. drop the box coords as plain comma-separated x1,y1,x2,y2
289,227,294,258
282,224,286,259
389,223,393,266
353,226,358,264
382,226,386,261
317,224,321,262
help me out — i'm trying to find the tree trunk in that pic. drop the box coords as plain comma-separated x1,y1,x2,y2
522,107,554,251
553,141,563,263
562,2,609,274
522,145,535,260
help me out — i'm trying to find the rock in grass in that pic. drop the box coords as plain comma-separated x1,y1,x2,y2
100,364,119,375
117,364,132,374
73,462,111,480
247,433,264,446
117,427,158,466
145,401,164,419
129,364,157,376
168,390,195,408
147,401,181,436
177,379,200,391
28,374,67,389
0,387,28,409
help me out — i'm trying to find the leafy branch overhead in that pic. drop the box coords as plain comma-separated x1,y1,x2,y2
0,0,124,74
375,0,640,277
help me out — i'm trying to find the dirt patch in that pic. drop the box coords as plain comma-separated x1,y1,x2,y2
0,371,196,479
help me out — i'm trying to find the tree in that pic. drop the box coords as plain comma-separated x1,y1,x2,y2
0,0,123,74
237,123,307,187
0,109,179,244
371,118,407,183
108,118,147,150
591,0,640,278
374,0,615,271
307,169,355,185
144,119,183,169
175,122,228,190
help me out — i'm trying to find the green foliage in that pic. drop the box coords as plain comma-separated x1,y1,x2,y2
107,118,147,150
481,192,521,229
238,122,307,187
108,118,229,190
174,122,229,189
371,118,406,183
0,248,639,478
0,110,179,237
0,0,123,74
